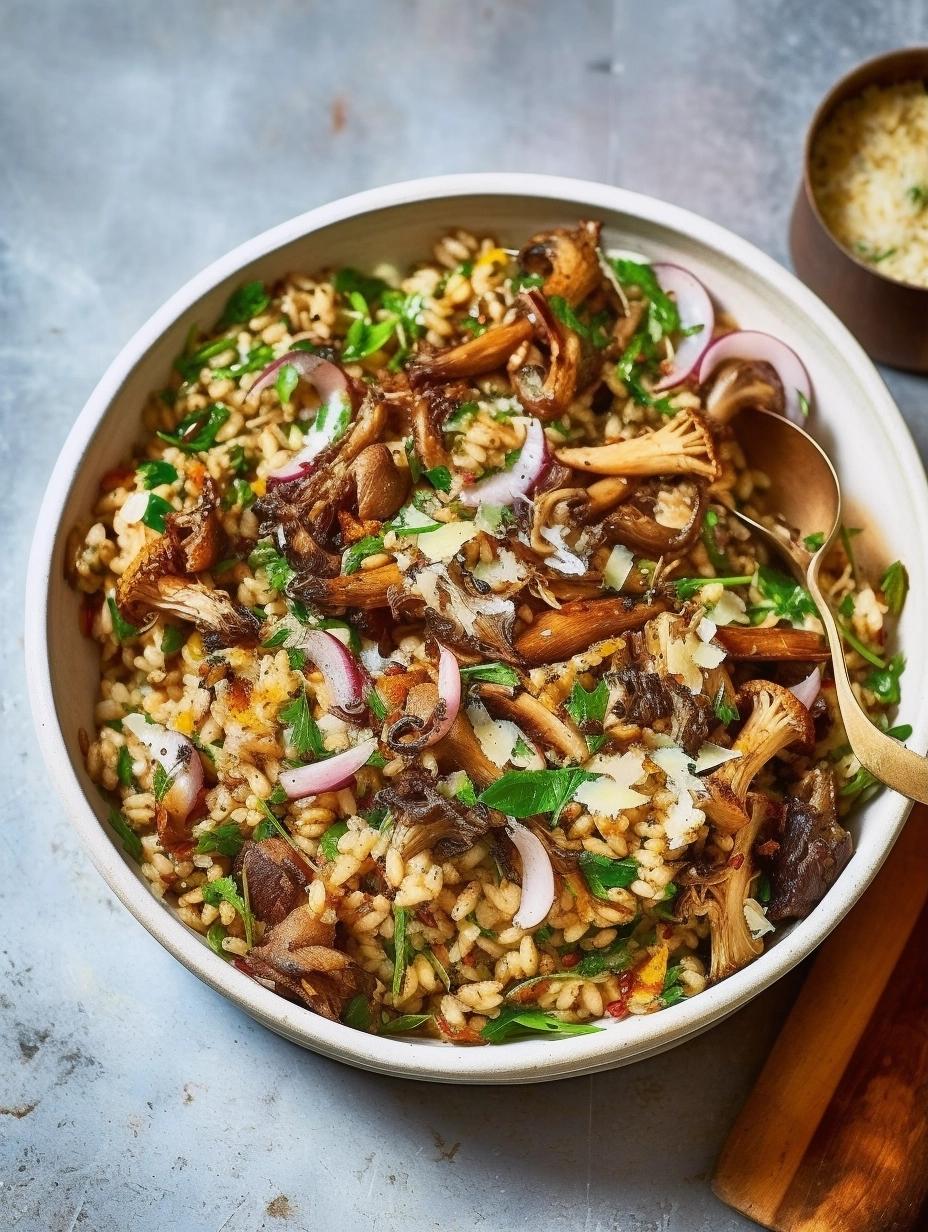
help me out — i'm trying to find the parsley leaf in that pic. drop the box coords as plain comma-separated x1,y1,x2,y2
608,257,680,335
565,679,609,727
248,540,295,592
195,824,245,858
201,875,254,946
865,652,905,705
478,769,596,822
334,267,390,304
161,625,185,655
481,1007,601,1043
712,685,739,726
701,508,732,573
381,1013,432,1035
275,362,299,406
753,565,816,625
108,808,142,861
424,465,453,492
319,820,349,862
579,852,639,899
218,280,271,328
341,291,398,363
674,574,753,600
141,493,173,533
342,535,386,574
137,460,178,489
880,561,908,616
152,762,174,803
206,922,229,959
116,745,135,789
458,662,520,687
803,531,826,552
392,905,410,997
157,404,230,454
106,596,138,643
279,688,325,760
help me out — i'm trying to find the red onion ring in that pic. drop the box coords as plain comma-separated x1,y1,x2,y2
698,330,812,423
246,352,353,484
296,628,367,718
422,643,461,747
788,666,822,710
457,418,548,508
280,737,378,800
651,263,715,391
123,713,204,821
508,820,555,929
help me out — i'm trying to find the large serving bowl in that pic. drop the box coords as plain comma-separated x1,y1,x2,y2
25,173,928,1083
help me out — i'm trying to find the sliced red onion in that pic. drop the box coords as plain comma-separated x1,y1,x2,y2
280,737,378,800
422,643,461,747
457,418,548,508
789,666,822,710
296,628,367,717
246,352,353,485
123,713,203,821
698,330,812,423
508,820,555,930
652,264,715,391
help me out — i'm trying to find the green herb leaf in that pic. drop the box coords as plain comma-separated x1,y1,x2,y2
608,257,680,335
275,362,299,406
108,808,142,861
195,823,245,858
701,508,732,573
548,296,612,348
753,565,816,626
248,540,295,592
674,574,753,600
880,561,909,617
424,465,453,493
392,905,410,997
106,596,138,643
478,768,596,821
381,1013,432,1035
334,267,390,304
341,292,399,363
319,820,349,862
565,679,609,728
443,401,478,433
712,685,739,726
865,652,905,705
839,621,886,669
152,762,174,804
262,626,291,649
141,493,173,533
116,744,135,789
161,625,185,655
137,460,178,489
579,852,639,899
157,403,230,454
342,535,386,575
210,343,274,382
201,875,254,947
366,687,388,723
458,662,520,687
855,243,897,264
342,994,374,1030
574,940,633,977
803,531,825,552
510,272,544,290
218,280,271,328
206,922,229,959
481,1007,602,1044
279,688,326,760
908,184,928,209
840,525,862,583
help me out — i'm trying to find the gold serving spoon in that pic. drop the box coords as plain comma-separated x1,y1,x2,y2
732,408,928,804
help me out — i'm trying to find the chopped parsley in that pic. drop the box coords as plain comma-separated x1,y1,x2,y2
108,808,142,861
341,291,399,363
391,905,410,998
201,875,254,947
206,922,229,959
880,561,908,616
157,404,230,454
161,625,185,655
381,1013,432,1035
137,460,178,489
342,994,374,1030
342,535,386,575
141,493,173,533
333,267,390,304
750,565,816,626
319,820,349,862
674,574,752,600
152,762,174,804
701,508,732,573
195,823,245,858
579,852,639,899
478,768,596,823
248,540,295,592
548,295,611,348
279,687,326,760
803,531,826,552
116,745,135,789
565,678,609,728
712,685,739,726
864,652,905,705
458,662,520,687
106,596,138,643
275,362,299,406
218,280,271,328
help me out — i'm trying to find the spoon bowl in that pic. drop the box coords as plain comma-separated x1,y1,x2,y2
732,410,928,805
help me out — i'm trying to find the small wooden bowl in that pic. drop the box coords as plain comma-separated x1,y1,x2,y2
790,47,928,372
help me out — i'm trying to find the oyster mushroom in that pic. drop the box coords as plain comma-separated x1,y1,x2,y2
375,767,503,858
677,794,771,981
411,389,451,472
703,359,784,426
408,317,533,386
510,289,582,421
767,766,852,922
704,679,815,832
433,709,503,789
120,575,261,647
349,443,409,521
581,475,639,521
514,597,667,666
517,220,603,306
236,838,315,928
600,482,707,557
243,904,370,1021
293,562,406,610
714,626,829,661
556,410,719,480
529,486,590,557
476,682,588,763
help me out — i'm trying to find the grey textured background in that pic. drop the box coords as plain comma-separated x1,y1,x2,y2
2,3,925,1230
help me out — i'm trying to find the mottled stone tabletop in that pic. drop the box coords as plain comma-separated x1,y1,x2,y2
2,2,926,1229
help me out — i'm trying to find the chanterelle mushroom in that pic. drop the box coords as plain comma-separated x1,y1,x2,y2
517,220,603,306
556,410,719,480
515,597,667,666
408,317,533,386
714,625,829,661
704,679,814,832
677,794,770,981
510,289,582,420
703,359,784,426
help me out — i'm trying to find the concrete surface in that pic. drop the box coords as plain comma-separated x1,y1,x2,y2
2,2,925,1229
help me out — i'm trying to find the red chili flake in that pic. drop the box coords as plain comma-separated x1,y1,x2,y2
728,852,745,870
561,952,580,969
659,923,674,940
757,839,780,858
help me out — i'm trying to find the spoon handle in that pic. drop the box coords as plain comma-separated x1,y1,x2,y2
806,566,928,805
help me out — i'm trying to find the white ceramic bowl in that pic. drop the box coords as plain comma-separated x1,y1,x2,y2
26,174,927,1084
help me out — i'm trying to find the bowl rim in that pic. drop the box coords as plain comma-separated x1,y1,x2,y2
25,171,925,1083
800,45,928,292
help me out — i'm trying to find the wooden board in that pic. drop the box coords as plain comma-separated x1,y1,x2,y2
712,806,928,1232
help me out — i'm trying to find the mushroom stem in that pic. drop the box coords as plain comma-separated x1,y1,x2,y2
477,683,588,763
714,626,829,661
515,598,668,665
408,318,533,386
556,410,719,480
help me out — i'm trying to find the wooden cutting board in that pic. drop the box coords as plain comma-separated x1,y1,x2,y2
713,804,928,1232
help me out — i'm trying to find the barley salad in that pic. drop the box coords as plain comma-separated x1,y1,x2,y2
68,221,909,1045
